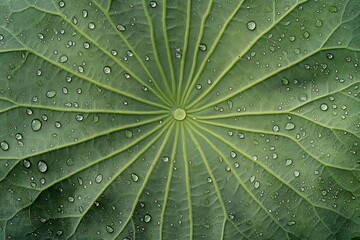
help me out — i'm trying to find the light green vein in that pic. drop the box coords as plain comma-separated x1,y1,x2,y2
195,118,359,171
177,0,213,104
185,121,247,239
180,0,245,106
159,122,179,239
69,121,175,238
185,1,303,110
162,0,176,97
181,123,193,240
188,121,292,239
177,0,192,106
90,0,173,107
189,120,343,235
141,0,174,103
190,119,359,227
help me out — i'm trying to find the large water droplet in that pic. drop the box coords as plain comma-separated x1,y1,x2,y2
37,160,48,173
285,159,293,166
320,103,328,111
247,21,256,31
131,173,139,182
46,90,56,98
31,119,42,132
103,66,111,74
230,151,237,158
144,213,152,223
0,141,9,151
59,55,68,63
285,122,295,130
95,174,103,183
272,125,280,132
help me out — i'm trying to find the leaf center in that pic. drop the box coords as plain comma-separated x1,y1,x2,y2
172,108,186,121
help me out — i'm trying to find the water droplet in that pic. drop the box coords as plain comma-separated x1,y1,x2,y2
83,42,90,49
66,158,74,166
36,69,42,76
195,84,202,90
285,159,293,166
329,6,338,13
230,151,237,158
58,1,65,8
23,159,31,168
315,20,323,27
82,9,88,18
126,50,133,57
31,119,42,132
237,133,245,139
207,177,212,183
116,24,126,32
88,22,95,30
285,122,295,130
103,66,111,74
281,77,289,85
149,1,157,8
287,221,296,226
161,156,169,162
199,43,207,51
37,33,44,40
106,225,114,233
0,141,9,151
78,66,84,73
40,177,46,185
131,173,139,182
326,53,334,60
298,93,308,102
125,130,133,138
59,55,68,63
272,125,280,132
0,34,4,41
46,90,56,98
37,160,48,173
144,214,152,223
76,114,84,122
227,100,233,109
247,21,256,31
289,36,296,42
293,170,300,177
233,162,239,168
320,103,328,111
95,174,103,183
249,175,255,183
302,31,310,39
227,130,234,136
225,166,231,172
254,181,260,189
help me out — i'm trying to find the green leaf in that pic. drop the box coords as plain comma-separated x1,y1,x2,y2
0,0,359,239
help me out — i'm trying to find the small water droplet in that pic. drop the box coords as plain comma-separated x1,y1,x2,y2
233,162,239,168
225,166,231,172
37,33,44,40
131,173,139,182
76,114,84,122
237,133,245,139
144,214,152,223
281,77,289,85
199,43,207,51
329,6,338,13
207,177,212,183
126,50,133,57
66,158,74,166
58,1,65,8
59,55,68,63
230,151,237,158
326,53,334,60
95,174,103,183
103,66,111,74
249,175,255,183
254,181,260,189
247,21,256,31
83,42,90,49
320,103,328,111
302,31,310,39
31,119,42,132
227,100,233,109
298,93,308,102
272,125,280,132
116,24,126,32
88,22,95,30
149,1,157,8
285,159,293,166
46,90,56,98
106,225,114,233
315,20,323,27
293,170,300,177
125,130,133,138
82,9,88,18
0,141,9,151
196,84,202,90
287,221,296,226
285,122,295,130
37,160,48,173
23,159,31,168
161,156,169,162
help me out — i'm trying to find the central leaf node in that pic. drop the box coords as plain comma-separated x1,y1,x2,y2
173,108,186,121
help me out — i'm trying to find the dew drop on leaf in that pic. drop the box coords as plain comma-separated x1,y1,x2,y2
230,151,237,158
0,141,9,151
293,170,300,177
68,196,75,203
59,55,68,63
272,125,280,132
254,181,260,189
320,103,328,111
103,66,111,74
233,162,239,168
95,174,103,184
149,1,157,8
161,156,169,162
326,53,334,60
83,42,90,49
31,119,42,132
247,21,256,31
298,93,308,102
82,9,88,18
116,24,126,32
287,221,296,226
23,159,31,168
285,122,295,130
225,166,231,172
237,133,245,139
315,20,323,27
58,1,65,8
37,160,48,173
46,90,56,98
76,114,84,122
131,173,139,182
88,22,95,30
281,77,289,85
207,177,212,183
144,214,152,223
106,225,114,233
199,43,207,51
285,159,293,166
125,130,133,138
